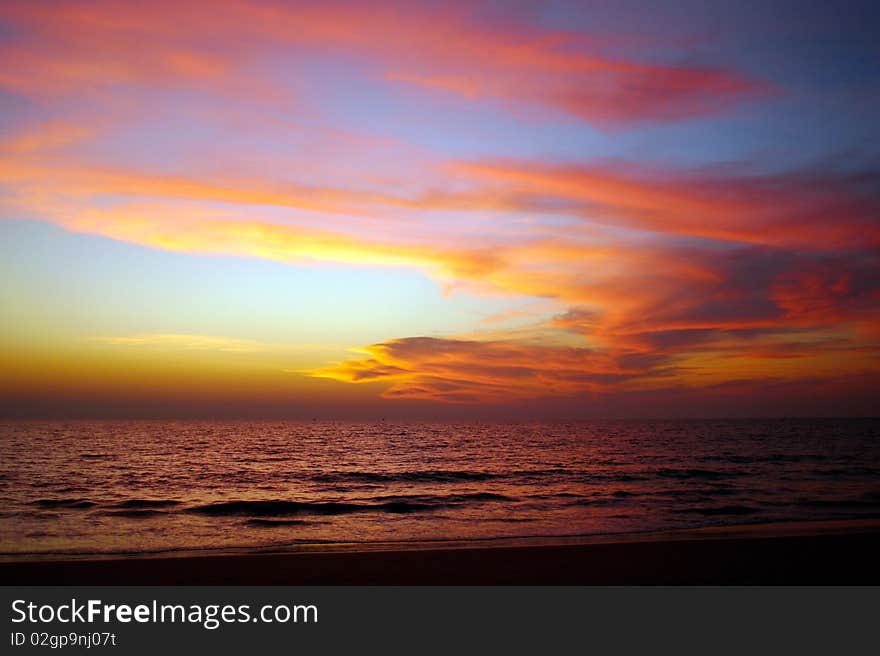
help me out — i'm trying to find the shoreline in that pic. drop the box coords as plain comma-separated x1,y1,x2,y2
4,517,880,562
3,518,879,584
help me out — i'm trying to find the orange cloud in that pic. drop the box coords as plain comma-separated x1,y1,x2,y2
1,1,877,415
4,130,878,380
64,206,505,283
309,337,641,403
0,0,765,124
452,160,880,249
771,264,854,319
0,121,96,154
0,159,408,218
309,321,880,403
8,153,874,362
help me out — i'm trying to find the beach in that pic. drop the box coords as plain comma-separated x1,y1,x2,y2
4,420,879,585
4,519,879,585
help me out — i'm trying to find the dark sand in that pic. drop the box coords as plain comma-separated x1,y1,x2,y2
3,519,879,585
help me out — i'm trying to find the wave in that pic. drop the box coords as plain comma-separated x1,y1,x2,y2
30,498,96,509
366,492,514,504
245,518,312,527
15,510,62,520
797,498,880,509
676,505,761,516
652,486,739,498
284,467,760,487
311,470,500,484
187,500,423,517
24,498,180,516
495,517,537,523
812,467,880,478
655,468,748,480
102,509,168,518
186,493,515,518
112,499,181,509
574,473,649,483
310,468,576,485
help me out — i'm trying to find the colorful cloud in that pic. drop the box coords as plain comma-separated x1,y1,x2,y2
0,0,766,123
0,1,878,416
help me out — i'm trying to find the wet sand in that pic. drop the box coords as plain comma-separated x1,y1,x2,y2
3,519,879,585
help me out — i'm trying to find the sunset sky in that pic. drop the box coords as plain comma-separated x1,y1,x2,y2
1,0,878,418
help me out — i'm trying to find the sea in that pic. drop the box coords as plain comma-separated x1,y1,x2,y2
1,419,879,557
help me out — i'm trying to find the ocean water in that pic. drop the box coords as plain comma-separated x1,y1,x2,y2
1,419,879,557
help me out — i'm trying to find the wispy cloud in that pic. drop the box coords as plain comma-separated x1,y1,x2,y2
1,0,877,412
308,337,637,402
1,0,766,124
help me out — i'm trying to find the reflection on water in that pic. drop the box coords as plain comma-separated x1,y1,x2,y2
1,419,878,555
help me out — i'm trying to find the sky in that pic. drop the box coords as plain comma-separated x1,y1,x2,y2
1,0,878,418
